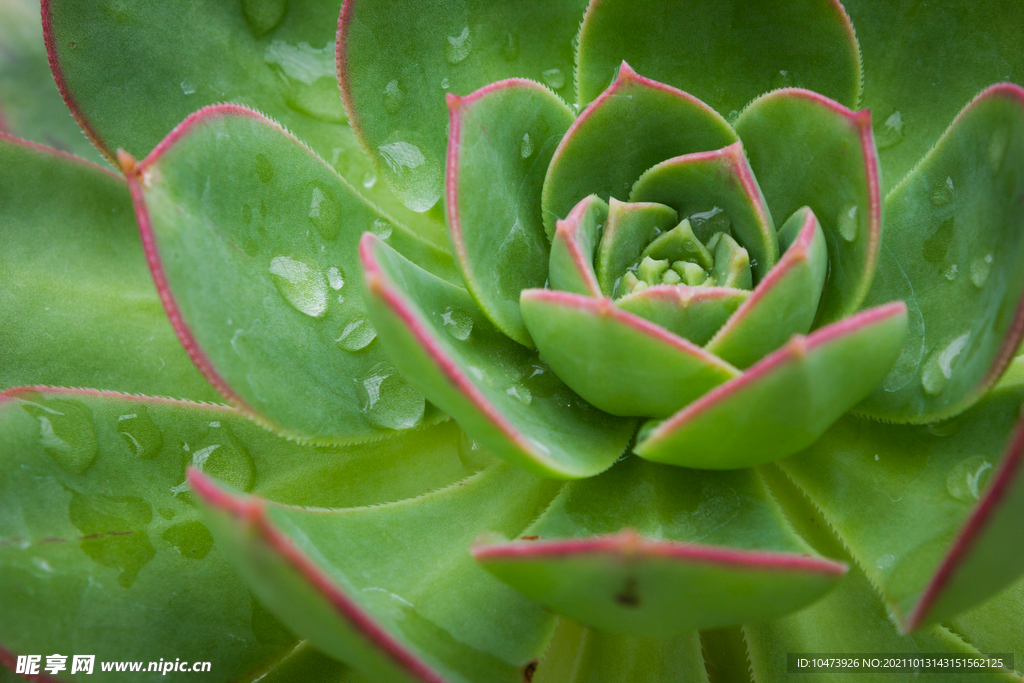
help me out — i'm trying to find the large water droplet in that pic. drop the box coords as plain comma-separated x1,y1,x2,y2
920,332,970,396
335,314,377,351
162,520,214,560
180,79,196,95
520,132,535,159
946,455,994,503
502,32,520,61
117,408,163,460
970,253,993,288
922,217,954,264
446,27,471,65
930,176,954,206
457,432,499,470
876,553,895,571
874,111,905,151
356,362,425,430
242,0,287,38
327,265,345,291
20,396,98,474
837,205,858,242
361,170,377,189
377,134,441,212
383,79,404,115
269,256,328,318
187,423,257,493
264,40,336,85
506,383,532,406
541,68,566,90
69,491,154,588
440,307,473,340
943,264,959,281
370,219,393,240
307,181,340,240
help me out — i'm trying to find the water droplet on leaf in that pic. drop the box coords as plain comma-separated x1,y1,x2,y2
502,32,520,61
264,40,336,85
361,171,377,189
356,362,425,430
440,307,473,340
117,408,163,459
327,266,345,291
370,219,393,240
269,256,328,318
255,153,274,183
506,383,532,406
162,520,214,559
335,314,377,351
383,79,404,114
920,332,970,396
242,0,287,38
377,135,441,212
445,27,471,64
970,253,993,288
874,111,904,150
930,176,954,206
20,396,98,474
307,181,340,240
180,79,196,95
69,491,154,588
837,205,858,242
520,132,534,159
541,68,565,90
946,456,994,503
187,423,256,494
943,264,958,281
440,77,450,90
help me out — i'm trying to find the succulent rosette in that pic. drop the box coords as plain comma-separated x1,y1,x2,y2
3,0,1024,681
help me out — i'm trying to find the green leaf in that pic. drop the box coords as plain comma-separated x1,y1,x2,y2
636,304,908,469
780,358,1024,631
0,135,216,401
43,0,447,246
630,141,778,282
856,84,1024,424
338,0,588,216
0,388,477,680
362,234,636,479
447,80,576,345
0,0,105,164
949,574,1024,669
541,63,737,240
131,104,452,443
192,464,561,683
532,619,709,683
520,289,739,418
594,199,678,296
548,195,608,298
842,0,1024,195
705,207,828,369
474,457,845,635
748,466,1020,683
616,286,749,347
575,0,861,113
735,88,882,327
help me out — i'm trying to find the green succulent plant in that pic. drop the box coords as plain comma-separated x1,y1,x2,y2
3,0,1024,681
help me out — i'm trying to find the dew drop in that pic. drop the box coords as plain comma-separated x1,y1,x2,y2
542,68,566,90
440,307,473,340
927,415,964,437
457,431,498,470
772,69,795,89
383,79,404,115
989,125,1010,174
376,135,441,212
970,253,993,288
726,110,739,124
263,39,336,85
20,396,98,474
920,332,970,396
180,79,196,95
520,132,535,159
370,219,393,240
187,423,257,493
837,205,858,242
506,383,532,406
269,256,328,318
440,77,451,91
327,266,345,291
361,170,377,189
943,264,958,281
307,181,341,240
445,27,471,65
876,553,895,571
502,32,520,61
335,314,377,351
117,408,163,460
242,0,288,38
930,176,954,206
356,362,425,430
162,520,214,560
946,455,994,503
874,111,904,150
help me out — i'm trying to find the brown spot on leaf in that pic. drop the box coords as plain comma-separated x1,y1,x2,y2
520,535,540,541
523,660,538,682
615,577,640,607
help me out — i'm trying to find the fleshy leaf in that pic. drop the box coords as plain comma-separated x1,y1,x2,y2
192,464,561,683
630,142,778,281
0,0,104,164
0,387,478,680
447,81,576,345
575,0,861,112
749,467,1021,682
520,290,739,418
361,234,636,479
541,63,737,239
128,104,453,443
533,619,708,683
594,198,678,296
781,358,1024,631
735,88,882,327
338,0,588,215
857,84,1024,424
842,0,1024,195
0,135,216,401
636,304,908,469
548,195,608,298
615,286,749,347
705,207,828,369
474,457,845,635
43,0,447,245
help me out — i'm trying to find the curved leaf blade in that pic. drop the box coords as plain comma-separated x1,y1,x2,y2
636,304,908,469
735,88,882,327
520,289,739,418
361,234,636,479
615,286,748,347
541,63,737,240
594,198,678,296
446,80,576,345
575,0,861,112
857,84,1024,424
548,195,608,298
